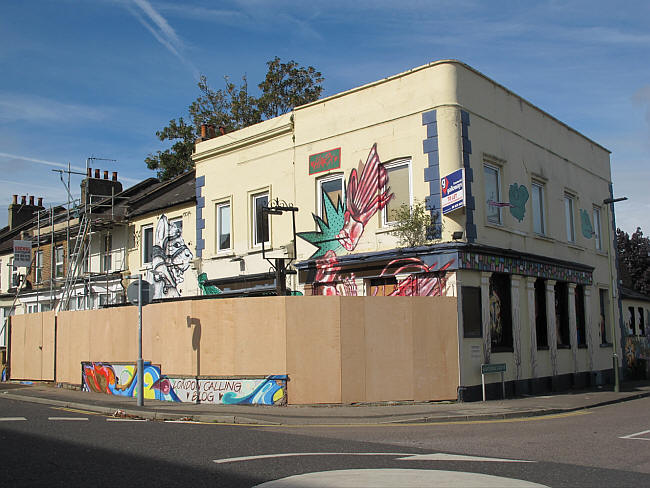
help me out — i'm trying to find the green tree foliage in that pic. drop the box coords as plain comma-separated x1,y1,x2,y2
146,57,324,181
388,200,435,248
617,227,650,295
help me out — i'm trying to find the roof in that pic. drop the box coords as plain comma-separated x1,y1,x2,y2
621,287,650,303
127,170,195,218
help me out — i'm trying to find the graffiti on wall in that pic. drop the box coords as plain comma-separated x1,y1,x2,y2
150,214,193,299
508,183,529,222
151,376,287,405
197,272,222,296
580,209,594,239
82,362,162,400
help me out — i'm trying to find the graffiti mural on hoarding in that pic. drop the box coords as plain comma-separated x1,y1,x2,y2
149,214,193,299
81,362,162,400
151,376,287,405
298,144,393,259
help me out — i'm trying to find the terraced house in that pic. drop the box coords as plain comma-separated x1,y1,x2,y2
192,60,624,399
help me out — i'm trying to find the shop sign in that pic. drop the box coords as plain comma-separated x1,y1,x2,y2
309,148,341,175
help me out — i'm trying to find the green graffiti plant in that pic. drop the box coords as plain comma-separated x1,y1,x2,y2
509,183,529,222
580,209,594,239
297,192,345,259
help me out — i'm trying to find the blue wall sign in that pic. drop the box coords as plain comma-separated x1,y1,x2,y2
441,169,466,215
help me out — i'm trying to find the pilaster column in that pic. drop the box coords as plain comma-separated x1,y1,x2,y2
511,275,522,380
546,280,558,376
568,283,578,374
526,277,538,378
584,287,595,371
481,272,492,364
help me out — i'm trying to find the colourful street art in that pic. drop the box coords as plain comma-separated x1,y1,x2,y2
81,362,162,400
580,209,594,239
508,183,529,222
197,272,222,296
298,144,393,259
149,214,193,299
151,376,287,405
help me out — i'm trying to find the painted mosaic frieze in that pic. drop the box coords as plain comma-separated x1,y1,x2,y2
149,214,193,299
150,376,287,405
508,183,529,222
81,362,162,400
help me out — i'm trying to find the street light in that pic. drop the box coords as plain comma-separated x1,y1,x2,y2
602,196,627,392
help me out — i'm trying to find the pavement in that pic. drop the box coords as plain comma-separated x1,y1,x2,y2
1,380,649,426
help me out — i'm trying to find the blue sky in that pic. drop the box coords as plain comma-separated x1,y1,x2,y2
1,0,648,233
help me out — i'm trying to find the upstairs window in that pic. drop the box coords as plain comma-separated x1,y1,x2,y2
216,202,232,252
252,192,270,247
35,251,43,283
532,182,545,235
142,225,153,265
318,175,344,226
102,234,112,272
593,207,602,250
382,160,411,225
484,164,502,224
564,194,576,243
55,246,64,279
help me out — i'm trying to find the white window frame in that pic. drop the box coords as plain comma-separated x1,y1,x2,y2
216,201,232,252
564,193,576,243
382,159,413,226
593,206,602,251
35,250,43,283
101,233,112,273
531,181,546,235
317,174,345,221
141,225,154,266
484,163,502,225
251,191,270,247
55,246,64,279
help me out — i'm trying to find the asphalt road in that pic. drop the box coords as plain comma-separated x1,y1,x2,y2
1,396,649,487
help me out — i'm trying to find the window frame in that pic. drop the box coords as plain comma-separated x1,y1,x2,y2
101,233,112,273
317,173,345,223
35,250,43,284
531,181,546,235
564,193,576,243
484,163,502,225
382,159,413,226
141,225,154,266
251,191,270,248
54,246,64,279
216,201,232,252
489,273,513,351
593,206,602,250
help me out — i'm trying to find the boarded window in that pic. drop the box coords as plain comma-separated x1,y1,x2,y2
462,286,482,338
489,273,512,350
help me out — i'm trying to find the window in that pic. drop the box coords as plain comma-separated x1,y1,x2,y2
462,286,483,338
10,258,20,288
142,225,153,265
489,273,512,350
368,276,398,296
628,306,637,335
531,182,545,235
252,192,269,246
554,282,570,347
216,202,231,251
599,288,609,344
535,278,548,348
484,164,502,224
576,285,586,346
382,160,411,225
639,307,646,336
318,175,344,225
564,194,575,243
35,251,43,283
55,246,64,279
102,234,112,272
593,207,602,250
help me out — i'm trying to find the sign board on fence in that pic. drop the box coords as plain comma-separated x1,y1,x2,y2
481,363,507,374
440,169,466,215
13,240,31,268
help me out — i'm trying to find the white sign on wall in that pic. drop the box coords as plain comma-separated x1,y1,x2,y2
13,240,31,268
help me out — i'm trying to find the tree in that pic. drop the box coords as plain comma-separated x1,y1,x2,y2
388,200,436,248
146,58,324,181
617,227,650,295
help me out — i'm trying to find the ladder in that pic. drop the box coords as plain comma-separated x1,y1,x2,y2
58,214,90,312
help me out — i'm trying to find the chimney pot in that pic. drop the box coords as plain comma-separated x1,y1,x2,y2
37,197,43,207
21,195,26,205
87,167,92,177
12,195,17,205
94,169,100,178
219,126,226,136
112,171,118,181
103,170,108,180
200,124,207,139
29,196,34,206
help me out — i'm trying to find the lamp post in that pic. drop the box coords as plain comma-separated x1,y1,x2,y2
603,196,627,393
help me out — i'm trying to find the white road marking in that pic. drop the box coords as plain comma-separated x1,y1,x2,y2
48,417,88,421
106,418,148,422
396,453,533,462
619,429,650,440
0,417,27,421
214,452,534,464
253,468,550,487
165,420,198,424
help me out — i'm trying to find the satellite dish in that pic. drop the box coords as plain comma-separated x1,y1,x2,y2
127,280,153,306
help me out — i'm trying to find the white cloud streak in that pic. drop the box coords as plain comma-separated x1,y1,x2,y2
126,0,199,79
0,152,84,171
0,94,105,124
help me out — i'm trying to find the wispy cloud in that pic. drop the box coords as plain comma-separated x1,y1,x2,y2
0,94,105,125
125,0,199,78
0,152,84,171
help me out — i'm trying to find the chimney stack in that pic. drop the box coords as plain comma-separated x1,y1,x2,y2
87,167,92,177
103,170,108,180
94,169,100,179
12,195,17,205
37,197,43,206
29,196,34,205
112,171,117,181
21,195,26,205
81,167,123,205
9,194,43,229
219,126,226,136
200,124,208,139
